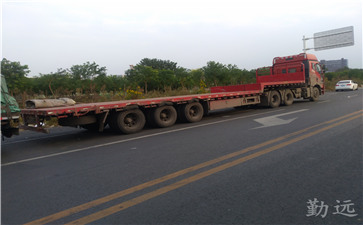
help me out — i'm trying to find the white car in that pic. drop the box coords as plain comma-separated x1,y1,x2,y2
335,80,358,91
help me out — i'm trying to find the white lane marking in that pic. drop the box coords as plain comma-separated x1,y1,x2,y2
253,109,309,129
2,109,285,167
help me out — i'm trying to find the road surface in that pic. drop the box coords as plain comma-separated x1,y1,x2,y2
2,90,362,225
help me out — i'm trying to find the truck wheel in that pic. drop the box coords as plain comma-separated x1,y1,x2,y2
180,102,204,123
310,87,319,101
269,90,281,108
284,89,294,106
110,109,145,134
2,127,13,138
152,106,177,128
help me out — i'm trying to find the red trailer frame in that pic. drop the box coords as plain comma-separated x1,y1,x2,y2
20,90,263,133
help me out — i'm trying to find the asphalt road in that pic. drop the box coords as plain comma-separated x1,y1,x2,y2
1,90,362,225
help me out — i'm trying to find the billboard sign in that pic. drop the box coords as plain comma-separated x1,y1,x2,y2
313,26,354,51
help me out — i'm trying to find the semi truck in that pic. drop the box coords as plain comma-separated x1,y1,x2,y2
20,53,324,135
1,75,21,138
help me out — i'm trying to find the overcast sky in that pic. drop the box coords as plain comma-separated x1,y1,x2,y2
1,0,362,76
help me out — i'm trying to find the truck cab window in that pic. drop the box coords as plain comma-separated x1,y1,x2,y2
288,68,296,73
311,63,316,71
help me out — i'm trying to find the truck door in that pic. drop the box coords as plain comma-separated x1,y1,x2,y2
310,62,323,87
303,60,310,84
314,63,324,91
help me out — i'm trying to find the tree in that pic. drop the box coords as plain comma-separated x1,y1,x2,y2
190,69,204,84
203,61,228,86
68,62,107,80
226,64,242,85
129,65,159,94
227,66,255,85
139,58,177,71
158,69,176,91
1,58,30,93
106,75,129,92
175,67,193,89
33,69,72,97
126,58,180,93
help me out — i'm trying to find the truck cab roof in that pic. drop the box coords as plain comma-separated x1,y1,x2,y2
273,53,318,65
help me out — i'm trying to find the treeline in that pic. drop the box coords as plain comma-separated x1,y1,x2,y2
324,67,363,81
1,58,256,100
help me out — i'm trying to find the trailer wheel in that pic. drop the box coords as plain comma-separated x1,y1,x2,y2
284,89,294,106
152,106,177,128
110,109,145,134
180,102,204,123
1,126,13,138
269,90,281,108
310,87,319,101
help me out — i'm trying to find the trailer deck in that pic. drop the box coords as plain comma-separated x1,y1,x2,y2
21,89,263,117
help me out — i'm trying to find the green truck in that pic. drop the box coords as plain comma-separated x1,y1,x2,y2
1,75,21,138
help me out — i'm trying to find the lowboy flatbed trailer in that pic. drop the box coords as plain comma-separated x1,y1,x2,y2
20,88,263,134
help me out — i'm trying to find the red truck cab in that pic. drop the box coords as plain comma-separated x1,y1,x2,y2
257,53,324,94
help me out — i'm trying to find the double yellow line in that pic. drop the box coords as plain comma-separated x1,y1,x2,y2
25,110,363,225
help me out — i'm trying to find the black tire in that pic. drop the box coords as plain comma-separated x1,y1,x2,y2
2,127,13,138
283,89,294,106
152,106,177,128
310,87,319,101
180,102,204,123
109,109,145,134
269,90,281,108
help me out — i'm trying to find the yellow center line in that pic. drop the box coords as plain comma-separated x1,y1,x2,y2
66,113,362,225
24,110,363,225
